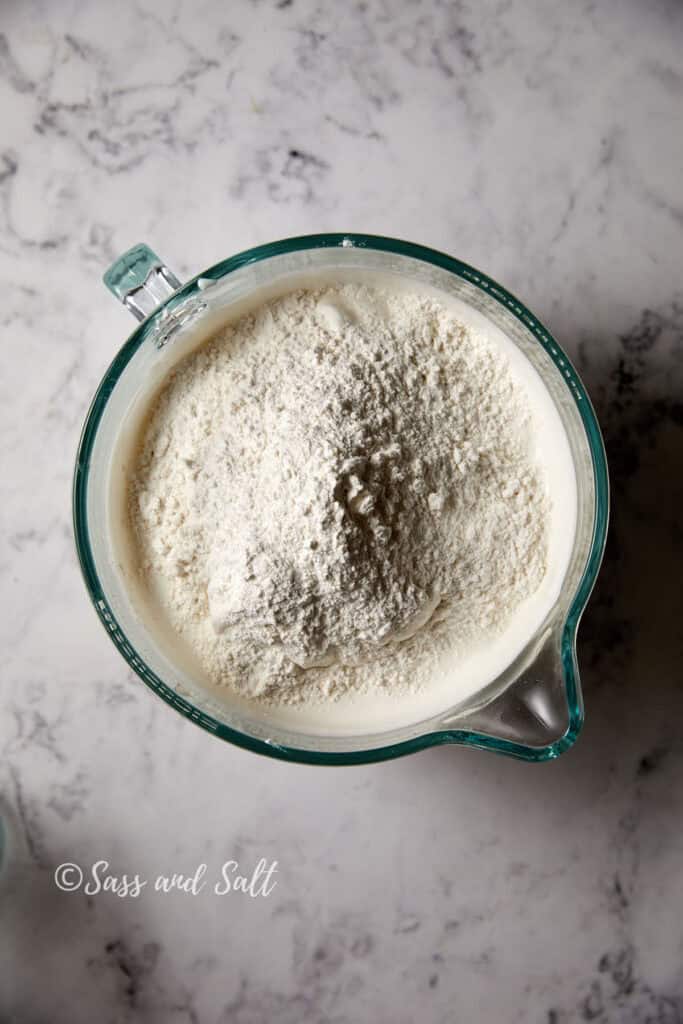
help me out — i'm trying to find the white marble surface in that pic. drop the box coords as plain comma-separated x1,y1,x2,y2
2,0,683,1020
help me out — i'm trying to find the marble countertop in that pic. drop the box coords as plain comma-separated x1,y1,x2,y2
2,0,683,1020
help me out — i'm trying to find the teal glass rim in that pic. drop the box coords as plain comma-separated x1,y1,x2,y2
73,232,609,765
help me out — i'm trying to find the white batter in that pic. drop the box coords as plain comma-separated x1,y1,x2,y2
108,270,577,737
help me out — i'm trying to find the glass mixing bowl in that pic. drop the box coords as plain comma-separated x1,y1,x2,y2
73,234,608,764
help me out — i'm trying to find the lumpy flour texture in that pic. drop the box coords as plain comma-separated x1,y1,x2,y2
129,283,551,706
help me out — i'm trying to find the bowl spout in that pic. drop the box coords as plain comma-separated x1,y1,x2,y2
439,624,583,760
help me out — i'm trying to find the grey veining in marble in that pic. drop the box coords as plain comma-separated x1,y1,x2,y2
1,0,683,1021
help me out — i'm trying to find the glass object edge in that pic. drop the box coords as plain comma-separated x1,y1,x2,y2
73,233,610,765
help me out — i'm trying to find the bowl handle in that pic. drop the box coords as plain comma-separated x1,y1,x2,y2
103,243,182,322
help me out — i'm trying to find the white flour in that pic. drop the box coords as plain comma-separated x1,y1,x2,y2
129,283,550,706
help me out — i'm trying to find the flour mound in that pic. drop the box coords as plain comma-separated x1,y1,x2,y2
130,284,550,703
